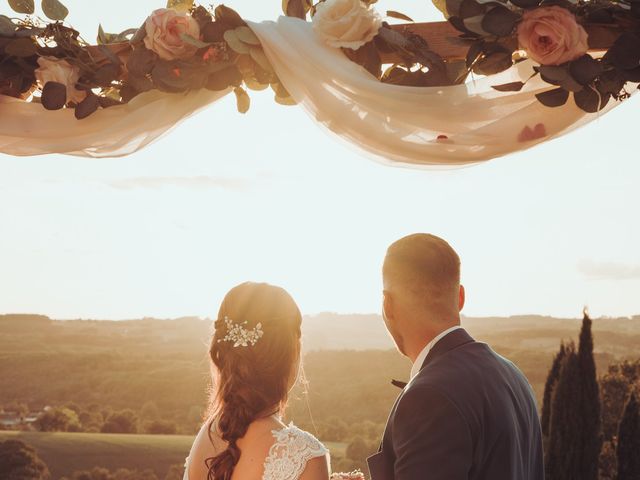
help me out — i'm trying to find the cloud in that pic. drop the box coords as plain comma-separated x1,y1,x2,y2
107,176,251,191
578,259,640,280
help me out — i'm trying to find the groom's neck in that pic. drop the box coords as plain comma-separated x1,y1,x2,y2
404,317,461,363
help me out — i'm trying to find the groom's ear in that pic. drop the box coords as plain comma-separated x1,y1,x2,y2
382,290,393,322
458,285,466,312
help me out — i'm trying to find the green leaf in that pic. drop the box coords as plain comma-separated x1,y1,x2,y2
214,5,246,28
41,0,68,21
0,14,15,35
569,55,603,86
539,65,582,92
386,10,414,22
491,81,525,92
41,81,67,110
535,87,569,107
283,0,311,19
473,50,512,75
481,6,519,37
75,93,99,120
224,29,250,54
205,65,242,91
234,86,250,113
432,0,449,18
166,0,194,13
8,0,34,14
180,33,211,49
574,87,608,113
5,37,37,57
235,26,260,46
249,47,273,73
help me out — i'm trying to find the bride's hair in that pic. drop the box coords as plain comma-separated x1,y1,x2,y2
205,282,302,480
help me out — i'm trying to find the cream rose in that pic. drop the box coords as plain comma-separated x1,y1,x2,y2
143,8,201,61
34,56,86,104
517,6,589,66
312,0,382,50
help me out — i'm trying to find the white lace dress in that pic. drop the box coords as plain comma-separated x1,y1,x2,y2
183,423,329,480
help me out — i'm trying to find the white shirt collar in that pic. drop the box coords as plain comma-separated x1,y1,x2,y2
410,326,463,379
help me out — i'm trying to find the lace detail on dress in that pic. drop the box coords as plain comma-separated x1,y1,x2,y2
262,423,328,480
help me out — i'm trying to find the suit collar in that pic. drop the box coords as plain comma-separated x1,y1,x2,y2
419,327,475,372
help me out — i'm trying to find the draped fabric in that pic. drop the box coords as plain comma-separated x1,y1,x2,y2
0,16,628,165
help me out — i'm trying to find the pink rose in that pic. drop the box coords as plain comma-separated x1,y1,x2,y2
517,6,589,66
143,8,201,61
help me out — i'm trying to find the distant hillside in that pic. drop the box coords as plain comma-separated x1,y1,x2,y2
1,312,639,435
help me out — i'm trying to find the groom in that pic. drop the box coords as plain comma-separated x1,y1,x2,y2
367,234,544,480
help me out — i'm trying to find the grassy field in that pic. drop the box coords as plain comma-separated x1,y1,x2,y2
0,431,347,479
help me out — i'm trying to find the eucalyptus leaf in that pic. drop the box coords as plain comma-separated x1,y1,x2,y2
127,47,158,77
166,0,194,13
0,14,15,35
283,0,311,19
491,81,525,92
234,86,250,113
224,29,250,54
574,87,608,113
180,33,211,49
235,26,260,46
473,50,512,75
539,65,582,92
481,6,519,37
75,93,99,120
245,78,269,91
249,47,273,73
205,66,242,90
535,87,569,107
569,55,603,86
41,81,67,110
5,37,37,57
8,0,34,14
275,94,296,106
433,0,450,18
41,0,68,21
215,5,246,28
386,10,414,22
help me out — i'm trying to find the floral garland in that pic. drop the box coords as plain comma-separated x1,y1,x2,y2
300,0,640,113
0,0,293,119
0,0,638,120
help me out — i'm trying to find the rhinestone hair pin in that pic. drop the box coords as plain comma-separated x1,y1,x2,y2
217,316,264,348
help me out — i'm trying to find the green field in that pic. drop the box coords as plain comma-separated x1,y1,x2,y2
0,431,347,479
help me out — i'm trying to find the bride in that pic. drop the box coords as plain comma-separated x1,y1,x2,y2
184,282,335,480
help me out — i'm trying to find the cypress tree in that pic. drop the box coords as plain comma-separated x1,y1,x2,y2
616,392,640,480
577,310,602,480
541,342,567,438
547,343,582,480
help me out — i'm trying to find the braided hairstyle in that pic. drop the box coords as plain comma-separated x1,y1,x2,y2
205,282,302,480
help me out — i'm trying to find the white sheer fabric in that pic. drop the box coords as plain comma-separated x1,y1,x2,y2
0,88,229,158
0,16,629,165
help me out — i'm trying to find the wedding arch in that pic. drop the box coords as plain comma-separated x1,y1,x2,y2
0,0,638,166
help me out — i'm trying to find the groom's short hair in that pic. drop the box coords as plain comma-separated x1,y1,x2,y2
383,234,461,304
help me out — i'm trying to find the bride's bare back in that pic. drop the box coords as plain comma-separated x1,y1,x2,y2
185,416,330,480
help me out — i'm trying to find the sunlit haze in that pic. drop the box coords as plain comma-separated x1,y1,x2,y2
1,0,639,320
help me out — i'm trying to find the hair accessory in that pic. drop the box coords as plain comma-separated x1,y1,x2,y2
217,316,264,348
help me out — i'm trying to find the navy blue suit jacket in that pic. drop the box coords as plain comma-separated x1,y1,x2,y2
367,328,544,480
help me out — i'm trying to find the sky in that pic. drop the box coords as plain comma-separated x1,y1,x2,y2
1,0,639,320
